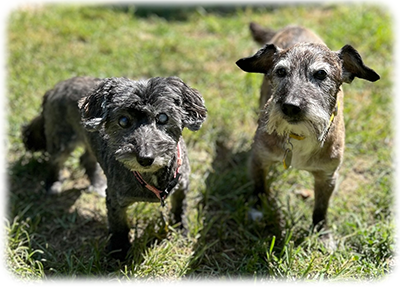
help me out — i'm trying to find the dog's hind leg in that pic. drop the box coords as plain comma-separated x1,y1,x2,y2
45,147,75,194
43,115,80,194
80,149,106,196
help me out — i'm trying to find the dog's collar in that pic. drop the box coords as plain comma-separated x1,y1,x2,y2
289,133,306,141
321,99,340,142
133,142,182,207
283,100,340,169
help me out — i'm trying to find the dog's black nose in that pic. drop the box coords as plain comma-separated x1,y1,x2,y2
137,156,154,167
282,103,302,117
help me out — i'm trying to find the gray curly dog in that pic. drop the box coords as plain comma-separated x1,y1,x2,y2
22,76,207,259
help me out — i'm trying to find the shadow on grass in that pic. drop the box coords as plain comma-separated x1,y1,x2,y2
7,154,169,276
187,138,311,277
104,0,330,21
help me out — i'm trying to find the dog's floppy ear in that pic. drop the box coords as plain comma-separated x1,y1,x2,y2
78,79,112,131
236,44,280,74
166,77,207,131
337,45,380,83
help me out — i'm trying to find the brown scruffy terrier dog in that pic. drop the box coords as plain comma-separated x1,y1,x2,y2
236,24,380,240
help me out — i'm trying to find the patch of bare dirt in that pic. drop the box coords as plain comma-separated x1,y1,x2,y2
339,156,376,194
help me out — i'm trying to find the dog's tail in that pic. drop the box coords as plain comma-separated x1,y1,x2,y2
22,91,49,152
249,22,276,46
22,113,46,152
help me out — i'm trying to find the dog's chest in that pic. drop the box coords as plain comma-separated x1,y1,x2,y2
285,137,320,170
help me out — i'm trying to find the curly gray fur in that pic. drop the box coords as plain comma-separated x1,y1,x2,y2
22,76,207,259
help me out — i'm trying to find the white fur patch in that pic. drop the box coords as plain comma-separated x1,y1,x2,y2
273,59,291,73
309,62,332,75
117,155,171,173
264,101,330,143
248,208,264,221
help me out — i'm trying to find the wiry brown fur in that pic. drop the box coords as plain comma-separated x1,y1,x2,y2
236,24,380,239
249,24,326,108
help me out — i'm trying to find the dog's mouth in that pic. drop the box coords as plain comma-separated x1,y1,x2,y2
264,103,334,144
281,110,304,124
285,117,302,125
117,156,164,173
115,148,167,173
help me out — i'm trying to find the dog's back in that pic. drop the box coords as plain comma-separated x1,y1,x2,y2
22,76,101,153
250,23,324,48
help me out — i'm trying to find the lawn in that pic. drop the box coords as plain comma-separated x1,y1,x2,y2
5,2,395,282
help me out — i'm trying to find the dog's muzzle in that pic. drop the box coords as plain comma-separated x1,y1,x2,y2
115,144,157,170
115,144,135,160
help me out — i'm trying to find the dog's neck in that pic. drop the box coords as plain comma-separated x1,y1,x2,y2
133,142,182,206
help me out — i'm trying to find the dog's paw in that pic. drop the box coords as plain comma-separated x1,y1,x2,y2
48,181,63,194
107,233,131,260
248,208,264,221
295,188,312,200
88,183,107,197
107,244,130,261
319,231,337,252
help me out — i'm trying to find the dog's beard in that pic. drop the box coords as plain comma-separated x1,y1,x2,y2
117,157,168,173
115,149,173,173
263,104,331,142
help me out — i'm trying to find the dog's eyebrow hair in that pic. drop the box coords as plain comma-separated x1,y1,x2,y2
275,58,291,67
124,106,142,113
309,62,331,72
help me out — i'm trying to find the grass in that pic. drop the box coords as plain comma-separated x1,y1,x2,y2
5,2,395,282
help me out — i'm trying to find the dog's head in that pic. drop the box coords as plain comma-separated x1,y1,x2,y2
236,43,380,142
79,77,207,172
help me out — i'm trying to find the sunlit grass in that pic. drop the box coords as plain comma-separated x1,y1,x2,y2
6,3,394,281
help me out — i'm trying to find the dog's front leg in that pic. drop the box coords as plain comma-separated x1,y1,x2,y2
169,187,186,226
105,191,131,259
251,155,273,207
249,151,282,231
311,170,338,231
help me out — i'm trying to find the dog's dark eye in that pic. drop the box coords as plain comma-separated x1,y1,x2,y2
118,116,131,128
314,70,327,80
157,113,168,124
276,67,287,78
